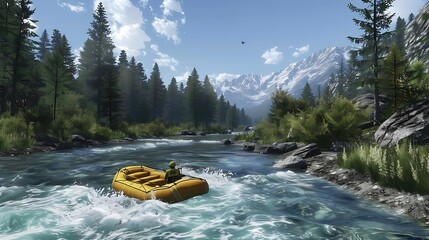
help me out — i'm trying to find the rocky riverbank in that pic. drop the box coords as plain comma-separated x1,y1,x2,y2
305,151,429,227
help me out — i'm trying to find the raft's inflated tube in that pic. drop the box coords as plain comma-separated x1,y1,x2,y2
112,166,209,203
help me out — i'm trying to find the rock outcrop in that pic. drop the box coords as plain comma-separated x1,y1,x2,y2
375,98,429,146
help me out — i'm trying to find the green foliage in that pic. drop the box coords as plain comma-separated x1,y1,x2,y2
90,124,112,142
0,115,35,152
324,96,367,141
69,112,97,139
287,110,330,147
339,142,429,194
269,89,307,126
300,82,315,106
51,115,71,141
253,120,288,144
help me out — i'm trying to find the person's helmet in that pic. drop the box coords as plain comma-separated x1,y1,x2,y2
169,161,176,167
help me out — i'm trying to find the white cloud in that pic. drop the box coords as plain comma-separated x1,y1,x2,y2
139,0,149,8
261,46,283,65
94,0,150,57
292,44,309,57
151,44,179,71
175,71,191,83
161,0,184,16
390,0,426,19
57,1,86,13
210,73,240,83
152,17,181,44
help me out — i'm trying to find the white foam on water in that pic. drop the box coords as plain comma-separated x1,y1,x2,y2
199,140,221,144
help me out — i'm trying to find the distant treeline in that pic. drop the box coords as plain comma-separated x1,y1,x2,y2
0,1,252,136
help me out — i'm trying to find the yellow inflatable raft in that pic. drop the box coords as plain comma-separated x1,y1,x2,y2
112,166,209,203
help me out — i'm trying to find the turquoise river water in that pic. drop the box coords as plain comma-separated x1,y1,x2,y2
0,135,428,240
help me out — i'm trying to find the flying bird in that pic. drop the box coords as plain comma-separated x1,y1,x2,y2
241,41,246,45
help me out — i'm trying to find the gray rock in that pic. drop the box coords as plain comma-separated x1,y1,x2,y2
291,143,321,159
242,142,255,151
274,155,307,169
375,98,429,146
263,142,297,154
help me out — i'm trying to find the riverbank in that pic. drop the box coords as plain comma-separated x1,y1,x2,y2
305,151,429,227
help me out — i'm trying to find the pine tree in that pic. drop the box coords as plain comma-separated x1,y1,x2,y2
37,29,50,61
136,62,149,122
226,104,239,131
216,94,227,127
126,57,141,122
393,17,406,56
100,64,121,127
348,0,394,123
78,2,115,120
9,0,38,116
59,35,76,77
43,50,71,119
301,82,315,106
147,63,166,121
51,29,62,51
200,75,217,127
0,0,18,114
381,44,406,111
164,77,182,124
184,68,202,128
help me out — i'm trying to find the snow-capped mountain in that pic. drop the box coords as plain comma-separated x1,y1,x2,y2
211,46,351,110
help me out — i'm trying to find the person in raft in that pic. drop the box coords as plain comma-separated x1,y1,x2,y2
165,161,182,183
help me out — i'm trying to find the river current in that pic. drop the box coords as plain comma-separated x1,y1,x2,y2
0,135,428,240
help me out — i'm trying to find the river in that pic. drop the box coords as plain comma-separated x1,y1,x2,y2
0,135,428,240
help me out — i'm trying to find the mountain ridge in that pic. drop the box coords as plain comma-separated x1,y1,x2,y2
210,46,352,112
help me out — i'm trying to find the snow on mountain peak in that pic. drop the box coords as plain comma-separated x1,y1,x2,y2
212,46,351,109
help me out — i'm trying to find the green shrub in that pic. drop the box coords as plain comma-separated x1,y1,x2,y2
324,96,367,142
287,111,330,148
51,116,72,141
253,120,283,144
69,112,96,138
0,116,35,152
90,124,111,142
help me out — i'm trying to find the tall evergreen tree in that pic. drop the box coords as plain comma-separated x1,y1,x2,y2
147,63,166,121
164,77,182,124
184,68,202,128
216,94,228,127
37,29,50,61
381,44,406,111
59,35,76,77
301,82,315,106
78,2,115,120
136,62,149,122
393,17,406,56
0,0,18,114
50,29,62,51
43,50,72,119
9,0,38,116
100,64,121,127
126,57,141,122
201,75,217,127
348,0,394,123
226,103,239,131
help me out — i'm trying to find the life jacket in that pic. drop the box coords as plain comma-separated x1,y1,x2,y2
165,168,181,183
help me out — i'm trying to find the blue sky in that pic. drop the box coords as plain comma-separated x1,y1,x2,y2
32,0,427,84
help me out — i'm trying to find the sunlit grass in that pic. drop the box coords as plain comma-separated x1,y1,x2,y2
339,142,429,194
0,116,35,152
